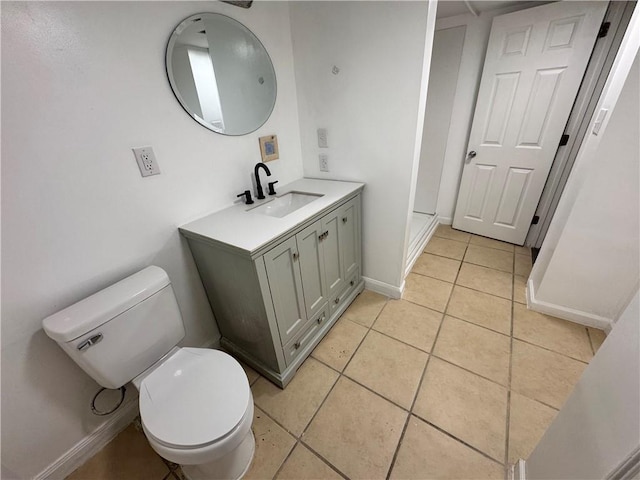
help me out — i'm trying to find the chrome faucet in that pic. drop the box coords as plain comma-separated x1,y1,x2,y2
254,163,271,200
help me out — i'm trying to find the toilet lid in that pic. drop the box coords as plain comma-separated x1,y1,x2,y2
139,348,250,449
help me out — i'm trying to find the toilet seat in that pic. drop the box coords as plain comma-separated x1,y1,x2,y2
139,347,251,450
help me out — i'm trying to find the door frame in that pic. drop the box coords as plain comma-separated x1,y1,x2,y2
525,1,636,248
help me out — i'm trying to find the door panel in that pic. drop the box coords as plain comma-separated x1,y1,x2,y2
453,1,607,244
321,211,343,298
263,237,306,345
339,198,359,279
296,221,328,320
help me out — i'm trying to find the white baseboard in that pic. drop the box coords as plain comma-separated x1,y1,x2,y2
527,279,614,332
363,276,403,299
404,217,439,277
34,397,139,480
437,216,452,225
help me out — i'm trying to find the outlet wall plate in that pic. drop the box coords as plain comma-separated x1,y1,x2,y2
319,154,329,172
317,128,328,148
132,146,161,177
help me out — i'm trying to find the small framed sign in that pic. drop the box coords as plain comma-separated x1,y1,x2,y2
259,135,279,162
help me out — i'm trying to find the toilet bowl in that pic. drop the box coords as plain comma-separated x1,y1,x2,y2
134,347,255,480
42,266,256,480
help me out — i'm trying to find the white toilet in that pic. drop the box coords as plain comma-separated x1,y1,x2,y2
42,266,255,480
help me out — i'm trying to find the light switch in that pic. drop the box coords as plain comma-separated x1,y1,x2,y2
317,128,328,148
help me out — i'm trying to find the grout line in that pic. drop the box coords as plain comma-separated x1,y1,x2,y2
384,256,462,479
586,327,597,356
503,250,517,478
411,414,506,467
511,336,591,365
298,440,350,480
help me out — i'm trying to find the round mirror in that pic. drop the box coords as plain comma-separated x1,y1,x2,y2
166,13,277,136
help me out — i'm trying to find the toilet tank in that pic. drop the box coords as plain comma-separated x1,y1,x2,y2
42,266,186,389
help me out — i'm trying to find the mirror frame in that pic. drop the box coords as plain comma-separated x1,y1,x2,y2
165,12,277,136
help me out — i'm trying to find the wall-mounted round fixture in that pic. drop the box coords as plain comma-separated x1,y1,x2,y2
166,13,277,136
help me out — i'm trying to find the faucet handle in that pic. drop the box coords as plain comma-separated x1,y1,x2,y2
237,190,254,205
267,181,279,196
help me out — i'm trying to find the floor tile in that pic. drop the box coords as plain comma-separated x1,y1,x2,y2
511,340,587,409
470,235,515,252
412,253,461,283
513,304,593,362
515,245,531,256
456,263,512,300
345,330,428,409
514,275,527,304
245,407,296,480
340,289,387,328
304,377,407,480
588,327,607,353
403,273,453,312
312,318,368,372
434,316,511,385
413,358,507,461
373,299,442,352
446,286,511,335
252,357,339,436
464,244,514,273
275,443,343,480
515,254,533,277
424,236,468,260
508,392,557,464
240,361,260,386
67,424,170,480
434,224,471,243
390,416,504,480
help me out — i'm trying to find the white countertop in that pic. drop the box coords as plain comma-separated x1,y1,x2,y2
179,178,364,256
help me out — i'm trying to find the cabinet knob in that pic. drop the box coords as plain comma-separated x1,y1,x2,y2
342,217,348,223
334,297,340,304
317,314,325,324
350,280,355,286
292,252,299,261
294,341,301,349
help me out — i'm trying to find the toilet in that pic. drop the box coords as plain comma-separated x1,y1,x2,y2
42,266,255,480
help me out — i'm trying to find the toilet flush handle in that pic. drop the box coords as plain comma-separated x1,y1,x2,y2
77,333,103,351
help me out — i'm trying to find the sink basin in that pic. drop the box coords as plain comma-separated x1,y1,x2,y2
249,191,323,218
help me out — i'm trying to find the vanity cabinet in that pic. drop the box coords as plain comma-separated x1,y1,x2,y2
181,185,363,388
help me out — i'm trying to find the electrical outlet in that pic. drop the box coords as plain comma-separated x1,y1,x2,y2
317,128,328,148
319,154,329,172
132,146,161,177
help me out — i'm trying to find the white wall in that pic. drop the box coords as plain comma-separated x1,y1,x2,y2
529,50,639,328
525,290,640,479
414,25,465,215
432,3,546,223
290,0,430,290
0,1,303,477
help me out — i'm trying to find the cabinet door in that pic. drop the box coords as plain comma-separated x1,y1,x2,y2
339,197,360,279
296,221,328,320
263,237,307,345
320,209,344,298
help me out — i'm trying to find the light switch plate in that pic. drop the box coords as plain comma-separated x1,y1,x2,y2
317,128,328,148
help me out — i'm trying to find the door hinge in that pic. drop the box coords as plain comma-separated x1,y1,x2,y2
559,134,570,146
531,215,540,225
598,21,610,38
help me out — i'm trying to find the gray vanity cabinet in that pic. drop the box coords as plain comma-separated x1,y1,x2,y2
263,236,307,346
182,191,363,388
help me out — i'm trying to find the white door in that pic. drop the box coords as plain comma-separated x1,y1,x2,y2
452,1,607,244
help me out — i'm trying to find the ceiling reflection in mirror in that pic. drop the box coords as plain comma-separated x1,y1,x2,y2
166,13,277,135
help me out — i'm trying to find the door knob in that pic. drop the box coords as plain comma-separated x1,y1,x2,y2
466,150,477,163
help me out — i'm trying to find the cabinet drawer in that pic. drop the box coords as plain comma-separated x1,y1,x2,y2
283,304,329,366
329,268,360,317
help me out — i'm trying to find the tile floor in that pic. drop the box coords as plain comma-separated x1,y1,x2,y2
67,225,607,480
